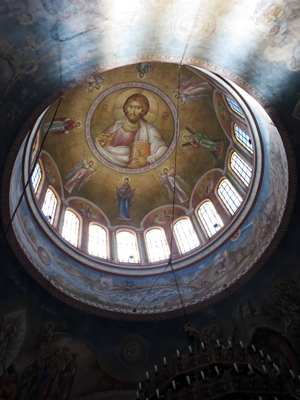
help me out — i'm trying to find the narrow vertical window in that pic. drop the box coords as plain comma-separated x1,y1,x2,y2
146,229,170,262
42,188,57,225
198,201,224,238
88,224,107,259
226,96,244,118
31,162,42,193
174,219,200,254
218,179,242,215
234,124,253,154
62,210,79,247
231,152,252,187
117,231,139,263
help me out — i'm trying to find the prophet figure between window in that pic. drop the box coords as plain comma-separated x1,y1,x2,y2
95,94,168,169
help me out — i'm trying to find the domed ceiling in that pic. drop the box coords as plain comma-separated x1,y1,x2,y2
8,60,289,319
42,63,230,228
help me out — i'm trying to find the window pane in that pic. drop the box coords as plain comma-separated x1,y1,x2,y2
146,229,170,262
198,201,224,238
234,124,253,154
174,219,200,254
226,96,244,118
117,231,139,263
62,210,79,247
218,179,242,215
88,225,107,259
231,152,252,187
42,188,57,225
31,163,41,193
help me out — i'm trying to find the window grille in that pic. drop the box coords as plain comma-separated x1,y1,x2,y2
218,179,242,215
226,96,244,118
146,229,170,262
117,231,139,263
31,162,42,193
174,219,200,254
62,210,79,247
88,224,107,259
42,188,57,225
198,201,224,238
234,124,253,154
231,152,252,186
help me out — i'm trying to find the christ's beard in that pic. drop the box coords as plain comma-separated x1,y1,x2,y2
126,113,141,123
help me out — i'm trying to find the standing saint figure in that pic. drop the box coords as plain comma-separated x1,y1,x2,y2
44,118,82,135
64,158,96,193
95,93,168,168
160,166,189,204
115,178,136,220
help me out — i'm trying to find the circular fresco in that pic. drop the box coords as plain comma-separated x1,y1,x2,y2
118,334,147,367
86,82,178,174
172,9,217,43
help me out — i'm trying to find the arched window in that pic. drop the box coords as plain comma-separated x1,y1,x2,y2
42,188,57,225
197,201,224,238
234,124,253,154
145,229,169,262
218,179,242,215
226,96,244,118
231,152,252,187
62,210,80,247
88,224,107,259
174,219,200,254
117,231,139,263
31,162,42,193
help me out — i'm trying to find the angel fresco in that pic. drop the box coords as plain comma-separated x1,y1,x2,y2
64,158,97,193
182,126,224,160
170,74,212,105
160,166,189,204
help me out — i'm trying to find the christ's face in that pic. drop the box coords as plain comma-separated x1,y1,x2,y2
125,101,143,123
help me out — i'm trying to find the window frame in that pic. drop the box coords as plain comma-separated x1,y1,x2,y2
197,200,224,238
116,229,140,264
145,227,170,263
31,161,45,199
230,151,252,187
233,123,253,155
173,217,200,254
217,178,243,216
61,208,82,248
41,186,58,226
226,96,245,119
88,223,109,260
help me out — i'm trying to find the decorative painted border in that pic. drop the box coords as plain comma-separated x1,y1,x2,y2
1,55,296,322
